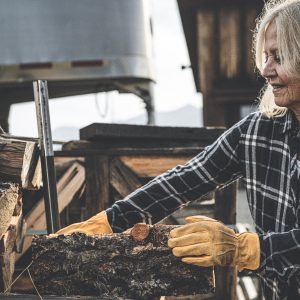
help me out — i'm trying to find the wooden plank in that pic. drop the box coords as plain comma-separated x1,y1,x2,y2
245,6,258,78
119,155,194,177
85,155,110,216
110,158,142,198
23,163,80,229
25,157,42,190
218,8,241,79
214,183,237,300
197,9,215,94
80,123,224,142
64,139,216,151
31,225,214,298
58,146,207,157
197,10,226,127
16,163,85,261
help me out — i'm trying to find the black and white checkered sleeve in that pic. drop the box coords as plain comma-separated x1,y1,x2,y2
258,230,300,280
106,117,250,233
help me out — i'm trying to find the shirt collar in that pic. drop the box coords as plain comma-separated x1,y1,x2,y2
280,109,299,134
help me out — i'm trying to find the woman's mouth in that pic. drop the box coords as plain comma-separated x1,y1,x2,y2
272,84,286,94
272,84,286,92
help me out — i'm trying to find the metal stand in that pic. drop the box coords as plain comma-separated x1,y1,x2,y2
33,80,60,233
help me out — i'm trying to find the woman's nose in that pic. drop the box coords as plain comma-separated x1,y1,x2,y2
261,60,277,79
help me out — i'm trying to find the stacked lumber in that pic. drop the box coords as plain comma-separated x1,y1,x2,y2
31,223,214,299
0,183,22,292
0,135,43,292
0,136,85,293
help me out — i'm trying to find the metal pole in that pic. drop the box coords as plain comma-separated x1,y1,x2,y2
144,82,155,125
33,80,60,233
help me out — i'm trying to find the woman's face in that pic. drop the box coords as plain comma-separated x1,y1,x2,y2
262,21,300,114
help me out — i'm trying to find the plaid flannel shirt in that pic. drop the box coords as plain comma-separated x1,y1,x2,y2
106,110,300,300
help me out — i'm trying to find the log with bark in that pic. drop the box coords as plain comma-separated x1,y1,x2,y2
31,224,214,299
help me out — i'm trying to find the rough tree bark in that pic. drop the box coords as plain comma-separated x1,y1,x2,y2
31,224,214,299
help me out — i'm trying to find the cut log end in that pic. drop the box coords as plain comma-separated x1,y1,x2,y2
130,223,150,241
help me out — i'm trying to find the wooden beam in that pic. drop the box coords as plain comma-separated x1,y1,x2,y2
16,163,85,261
31,224,214,298
110,158,142,198
85,155,110,216
214,183,237,300
119,155,193,177
80,123,223,142
218,8,241,79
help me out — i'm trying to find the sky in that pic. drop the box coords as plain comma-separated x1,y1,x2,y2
9,0,203,139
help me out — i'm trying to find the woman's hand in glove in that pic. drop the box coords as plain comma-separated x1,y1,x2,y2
168,215,260,271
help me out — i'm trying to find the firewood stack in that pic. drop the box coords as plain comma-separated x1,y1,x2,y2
0,135,42,292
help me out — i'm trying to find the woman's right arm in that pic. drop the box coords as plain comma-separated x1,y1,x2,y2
106,115,252,232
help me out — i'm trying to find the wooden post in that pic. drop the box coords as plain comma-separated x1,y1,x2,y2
0,102,10,133
214,182,237,300
85,155,110,217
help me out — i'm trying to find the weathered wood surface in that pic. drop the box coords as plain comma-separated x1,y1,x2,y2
0,193,23,292
85,155,110,217
80,123,224,142
110,158,141,198
0,183,20,239
214,183,237,300
16,162,85,261
0,136,41,189
119,155,193,178
31,224,214,299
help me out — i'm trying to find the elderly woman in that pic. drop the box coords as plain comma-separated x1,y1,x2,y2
57,0,300,299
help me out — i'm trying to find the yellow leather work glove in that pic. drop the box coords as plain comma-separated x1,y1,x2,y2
168,215,260,271
55,211,113,235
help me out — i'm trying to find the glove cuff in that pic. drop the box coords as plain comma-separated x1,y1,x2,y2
88,211,113,234
237,232,260,271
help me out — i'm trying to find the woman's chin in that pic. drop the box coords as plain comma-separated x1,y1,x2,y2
274,98,289,108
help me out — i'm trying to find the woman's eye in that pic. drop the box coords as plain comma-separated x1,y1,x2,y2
275,56,281,64
264,54,282,64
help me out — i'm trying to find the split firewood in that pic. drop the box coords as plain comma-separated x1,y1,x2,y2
0,136,41,190
0,183,20,239
31,224,214,299
0,194,23,292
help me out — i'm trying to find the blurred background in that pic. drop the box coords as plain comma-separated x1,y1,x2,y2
8,0,202,140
